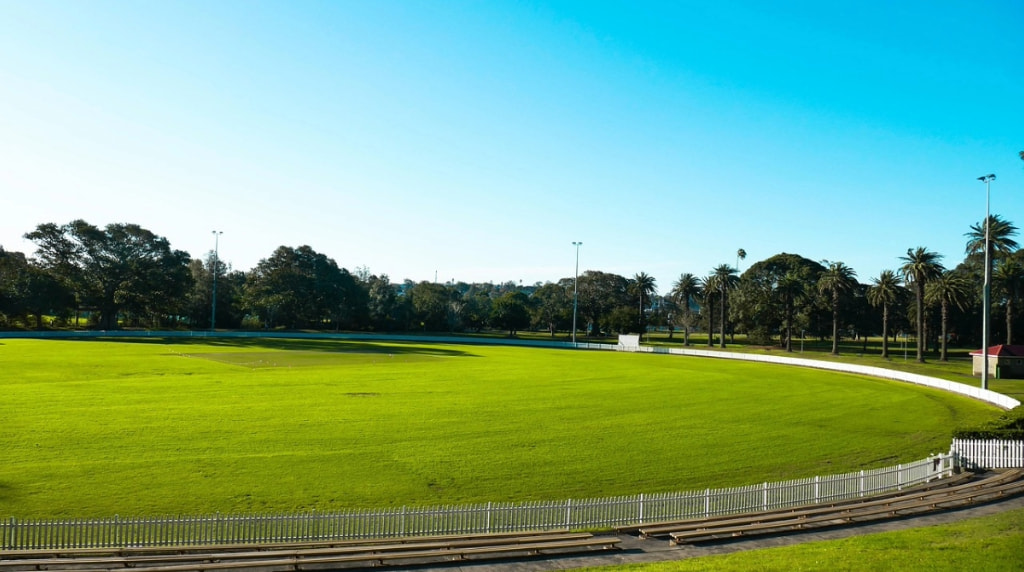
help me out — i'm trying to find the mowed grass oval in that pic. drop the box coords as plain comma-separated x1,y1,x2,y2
0,338,1000,518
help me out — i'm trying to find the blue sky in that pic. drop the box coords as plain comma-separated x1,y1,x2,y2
1,1,1022,293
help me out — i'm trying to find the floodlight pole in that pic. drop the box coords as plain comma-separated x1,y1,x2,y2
572,241,582,347
979,174,995,390
211,230,223,332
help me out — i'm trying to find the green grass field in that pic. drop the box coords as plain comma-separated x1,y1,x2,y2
0,337,1005,519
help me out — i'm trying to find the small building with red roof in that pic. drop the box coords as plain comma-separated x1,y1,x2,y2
969,345,1024,378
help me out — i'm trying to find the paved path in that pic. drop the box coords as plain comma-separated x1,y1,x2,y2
402,493,1024,572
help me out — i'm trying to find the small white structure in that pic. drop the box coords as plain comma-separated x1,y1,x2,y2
618,334,641,351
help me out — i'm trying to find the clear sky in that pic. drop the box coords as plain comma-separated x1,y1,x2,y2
2,1,1022,293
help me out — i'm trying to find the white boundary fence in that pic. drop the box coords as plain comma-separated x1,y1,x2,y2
951,439,1024,469
1,455,953,550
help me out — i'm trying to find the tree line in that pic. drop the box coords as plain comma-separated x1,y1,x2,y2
1,216,1022,363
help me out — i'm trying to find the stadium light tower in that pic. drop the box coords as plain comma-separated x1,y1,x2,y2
211,230,223,332
572,241,582,346
978,174,995,389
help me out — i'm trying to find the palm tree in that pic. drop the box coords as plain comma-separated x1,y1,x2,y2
899,247,945,363
995,257,1024,344
965,215,1019,260
817,261,858,355
866,270,902,359
713,264,739,348
671,273,701,346
925,271,972,361
632,272,657,336
736,248,747,272
700,274,717,347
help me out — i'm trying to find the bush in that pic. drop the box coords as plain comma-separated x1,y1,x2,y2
953,407,1024,439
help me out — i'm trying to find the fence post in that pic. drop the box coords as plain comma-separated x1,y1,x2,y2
565,499,572,529
486,502,492,533
4,517,13,551
704,489,710,518
638,494,644,525
814,476,820,504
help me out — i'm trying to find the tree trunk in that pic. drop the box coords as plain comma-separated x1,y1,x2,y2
1007,298,1014,345
915,285,925,363
706,298,715,347
880,305,890,359
831,291,840,355
719,290,726,349
939,302,949,361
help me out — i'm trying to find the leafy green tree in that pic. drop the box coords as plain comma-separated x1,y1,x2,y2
670,273,701,346
900,247,945,363
867,270,902,359
242,245,358,329
405,281,450,331
712,264,738,348
925,271,972,361
25,220,192,329
530,280,571,336
491,290,530,335
576,270,630,336
729,253,823,349
817,261,858,355
460,286,493,332
364,274,400,331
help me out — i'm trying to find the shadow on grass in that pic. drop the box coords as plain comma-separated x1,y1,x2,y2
56,336,481,358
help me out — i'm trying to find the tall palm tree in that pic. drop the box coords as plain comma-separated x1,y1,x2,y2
713,264,739,348
817,261,858,355
776,270,804,352
899,247,945,363
632,272,657,335
736,248,747,272
671,273,701,346
965,215,1020,260
925,271,972,361
995,257,1024,344
866,270,902,359
700,274,717,347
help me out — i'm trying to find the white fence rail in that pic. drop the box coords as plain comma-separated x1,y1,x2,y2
1,455,952,550
622,345,1021,410
952,439,1024,469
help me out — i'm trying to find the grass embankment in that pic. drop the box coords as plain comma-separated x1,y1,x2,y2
0,337,1003,518
580,507,1024,571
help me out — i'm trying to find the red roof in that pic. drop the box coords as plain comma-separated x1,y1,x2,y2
969,344,1024,357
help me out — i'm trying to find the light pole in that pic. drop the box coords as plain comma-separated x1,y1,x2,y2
211,230,223,332
979,174,996,389
572,241,582,346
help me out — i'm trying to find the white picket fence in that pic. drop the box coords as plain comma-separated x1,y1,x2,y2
951,438,1024,469
1,455,954,550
